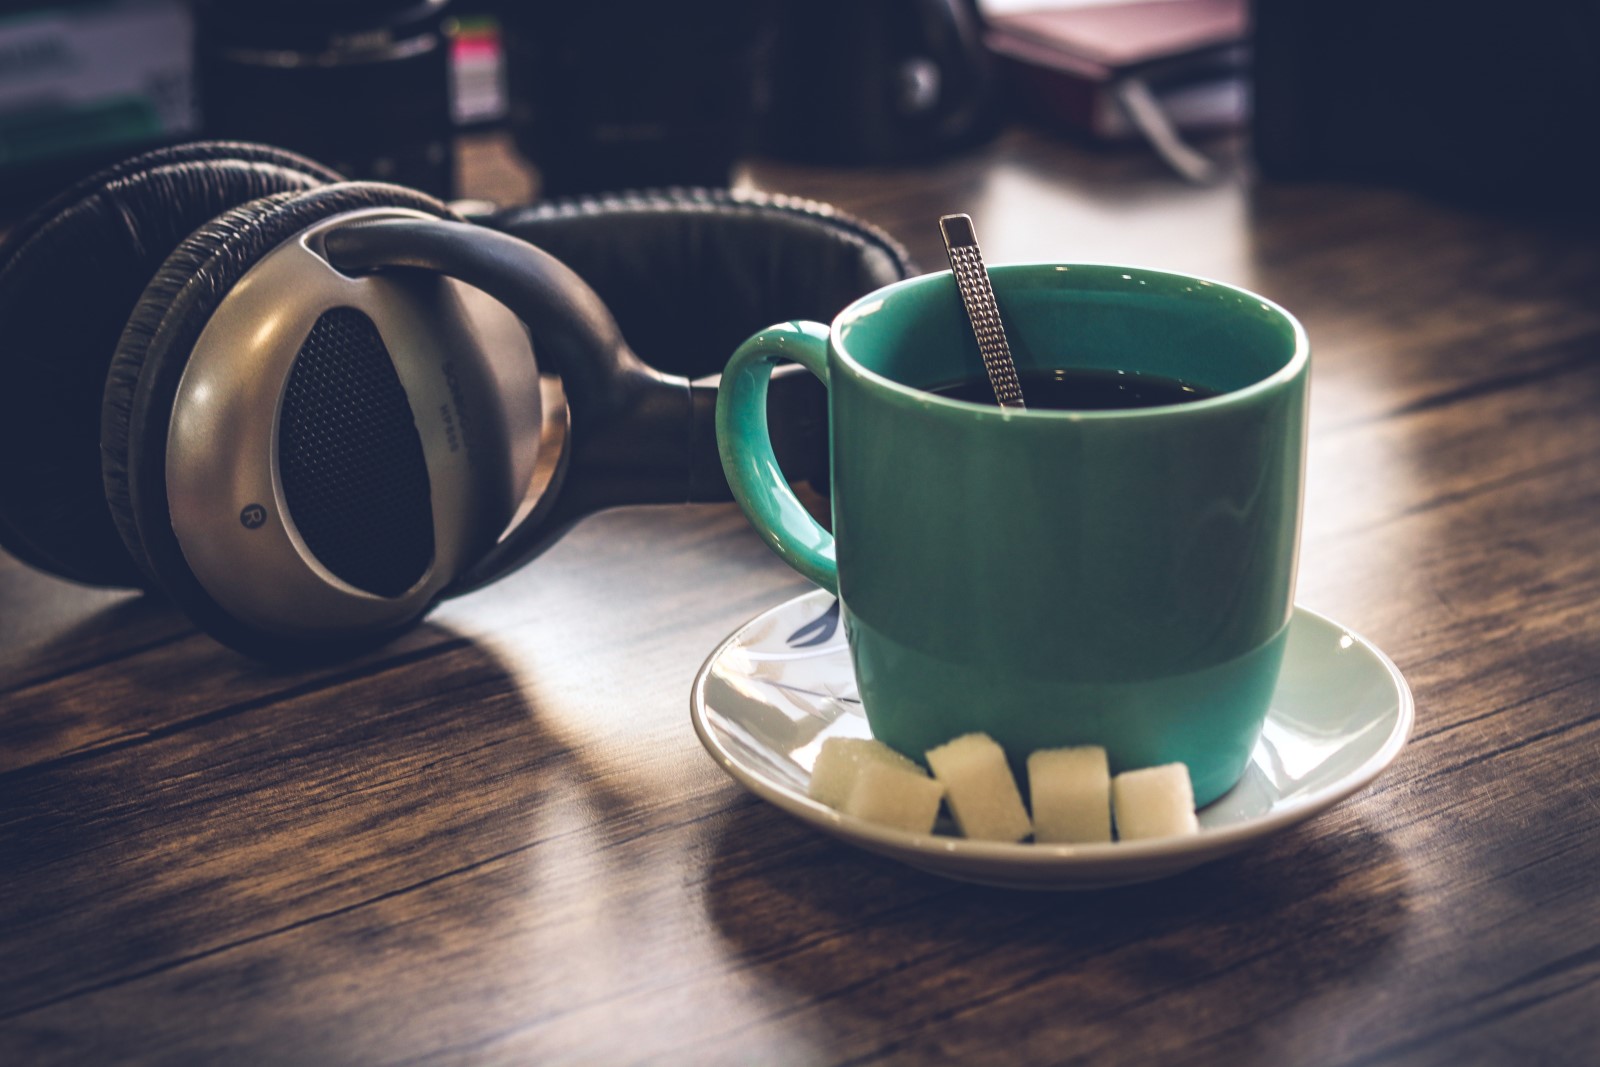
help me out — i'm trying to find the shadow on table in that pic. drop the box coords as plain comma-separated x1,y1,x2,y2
0,625,551,1043
700,805,1411,1058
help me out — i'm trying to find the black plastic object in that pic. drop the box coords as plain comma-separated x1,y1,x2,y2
498,1,779,195
195,0,456,196
762,0,998,164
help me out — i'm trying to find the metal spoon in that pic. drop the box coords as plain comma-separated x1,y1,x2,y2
939,213,1025,409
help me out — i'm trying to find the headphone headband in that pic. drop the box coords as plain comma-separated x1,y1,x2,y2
323,215,723,591
0,140,915,660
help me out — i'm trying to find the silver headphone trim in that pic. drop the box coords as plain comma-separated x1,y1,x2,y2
164,207,542,639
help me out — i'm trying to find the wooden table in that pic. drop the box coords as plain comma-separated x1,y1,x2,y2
4,127,1599,1065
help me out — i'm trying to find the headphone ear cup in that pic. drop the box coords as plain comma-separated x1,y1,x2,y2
103,181,456,658
0,142,343,587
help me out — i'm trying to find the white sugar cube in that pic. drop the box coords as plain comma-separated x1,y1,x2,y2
1111,763,1200,841
809,737,922,808
925,733,1033,842
808,737,943,834
1027,746,1112,844
839,758,945,835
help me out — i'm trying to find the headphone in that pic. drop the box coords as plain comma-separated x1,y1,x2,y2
0,142,914,661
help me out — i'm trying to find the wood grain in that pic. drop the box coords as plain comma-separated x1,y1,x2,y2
3,127,1599,1065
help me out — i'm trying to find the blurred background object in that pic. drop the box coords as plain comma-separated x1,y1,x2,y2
0,0,199,205
6,0,1597,219
1252,0,1600,211
984,0,1246,182
760,0,999,165
194,0,457,196
497,0,779,197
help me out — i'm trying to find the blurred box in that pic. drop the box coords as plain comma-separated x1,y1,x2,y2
986,0,1247,179
0,0,198,207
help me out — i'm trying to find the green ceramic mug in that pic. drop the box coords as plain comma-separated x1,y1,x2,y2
716,264,1309,805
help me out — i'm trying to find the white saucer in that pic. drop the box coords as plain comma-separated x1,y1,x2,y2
691,589,1413,890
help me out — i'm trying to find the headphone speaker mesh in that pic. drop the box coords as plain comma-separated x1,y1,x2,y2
278,307,434,597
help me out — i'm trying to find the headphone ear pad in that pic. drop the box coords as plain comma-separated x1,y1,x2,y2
484,190,916,379
102,181,455,657
0,142,342,587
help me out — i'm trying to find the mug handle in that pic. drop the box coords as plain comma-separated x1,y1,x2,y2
716,320,839,594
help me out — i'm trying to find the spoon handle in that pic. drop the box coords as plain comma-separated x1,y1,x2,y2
940,214,1026,409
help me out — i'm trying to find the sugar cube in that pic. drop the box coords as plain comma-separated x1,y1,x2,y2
1028,746,1112,844
925,733,1033,842
809,737,921,809
1111,763,1200,841
839,758,945,834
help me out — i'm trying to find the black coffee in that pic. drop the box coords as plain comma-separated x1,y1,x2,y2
929,368,1220,410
